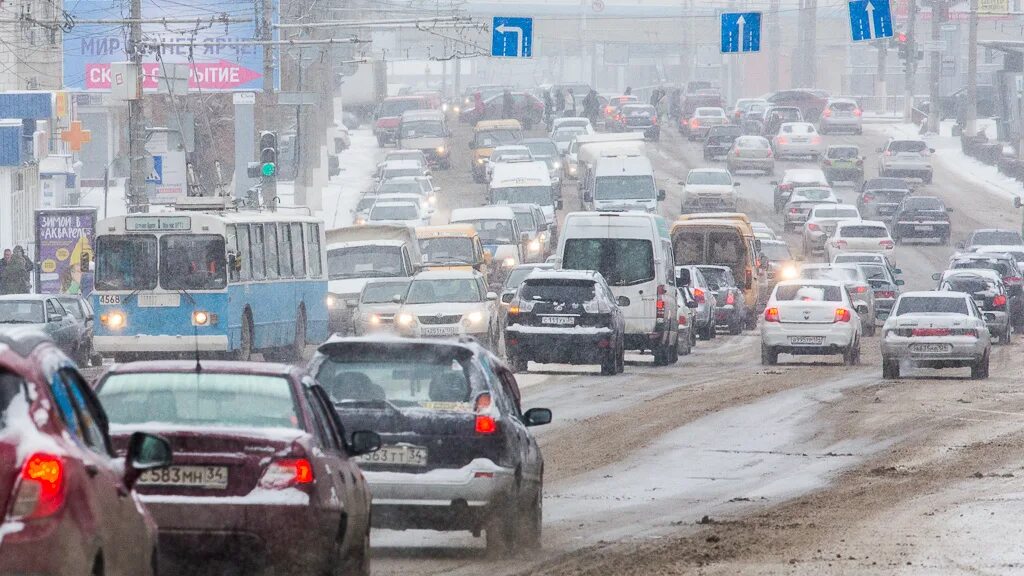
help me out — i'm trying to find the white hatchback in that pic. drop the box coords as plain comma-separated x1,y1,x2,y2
761,280,863,366
825,220,895,265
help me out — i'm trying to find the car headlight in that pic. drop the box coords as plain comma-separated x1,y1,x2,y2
553,161,562,169
100,310,126,329
454,106,461,113
476,158,485,165
780,265,798,280
368,314,381,325
436,146,446,155
528,239,541,253
463,311,485,327
397,312,416,326
503,257,516,267
355,216,366,225
539,231,548,242
326,294,337,308
442,103,449,112
428,195,437,205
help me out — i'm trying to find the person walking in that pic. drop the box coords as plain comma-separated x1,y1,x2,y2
502,89,515,120
554,88,566,117
566,88,577,117
1,247,30,294
0,249,9,293
543,89,554,130
624,86,632,96
583,88,600,126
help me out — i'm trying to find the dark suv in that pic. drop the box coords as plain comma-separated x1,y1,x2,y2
891,195,951,245
857,177,913,220
0,329,173,576
703,124,743,160
504,269,626,375
311,337,551,556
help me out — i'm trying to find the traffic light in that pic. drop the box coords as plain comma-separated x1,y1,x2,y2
259,131,277,179
896,32,908,61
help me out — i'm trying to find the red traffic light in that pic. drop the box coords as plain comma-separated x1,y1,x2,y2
897,32,907,43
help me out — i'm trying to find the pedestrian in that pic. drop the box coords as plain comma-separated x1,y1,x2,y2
554,88,566,116
566,88,577,117
502,89,515,120
624,86,632,96
1,247,30,295
583,88,600,125
0,249,9,291
472,91,485,125
543,89,554,130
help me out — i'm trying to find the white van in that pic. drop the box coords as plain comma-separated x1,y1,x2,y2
488,160,562,238
450,206,525,284
583,155,665,213
557,211,680,365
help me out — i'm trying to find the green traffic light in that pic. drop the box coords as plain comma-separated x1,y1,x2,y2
261,162,276,177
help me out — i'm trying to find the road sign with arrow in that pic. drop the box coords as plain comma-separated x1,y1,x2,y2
492,17,533,58
720,12,761,54
848,0,894,42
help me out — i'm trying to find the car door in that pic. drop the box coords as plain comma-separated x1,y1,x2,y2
43,299,71,351
494,366,541,485
300,380,355,549
59,367,155,575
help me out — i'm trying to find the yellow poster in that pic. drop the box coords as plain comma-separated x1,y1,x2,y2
979,0,1008,13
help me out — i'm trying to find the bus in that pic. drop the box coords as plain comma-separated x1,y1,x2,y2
91,208,328,361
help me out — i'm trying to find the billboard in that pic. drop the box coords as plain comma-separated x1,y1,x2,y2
63,0,278,91
35,208,97,296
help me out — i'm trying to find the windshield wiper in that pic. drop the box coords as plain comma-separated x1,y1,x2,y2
0,320,36,324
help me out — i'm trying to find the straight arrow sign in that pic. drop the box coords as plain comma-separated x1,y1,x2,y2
848,0,893,42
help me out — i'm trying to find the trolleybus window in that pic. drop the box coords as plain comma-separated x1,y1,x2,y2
250,225,266,280
307,223,322,278
265,223,280,279
95,235,158,290
290,223,306,277
236,225,252,281
159,234,227,291
279,223,293,277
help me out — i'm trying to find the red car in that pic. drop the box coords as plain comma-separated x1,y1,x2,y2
95,360,381,576
373,96,430,147
0,328,173,576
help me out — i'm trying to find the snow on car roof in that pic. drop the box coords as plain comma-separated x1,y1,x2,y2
413,269,483,280
450,206,516,221
524,269,602,282
775,279,845,288
899,290,968,299
941,268,1002,282
381,159,424,170
837,219,887,228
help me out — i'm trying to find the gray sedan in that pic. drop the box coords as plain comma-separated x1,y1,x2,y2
0,294,85,363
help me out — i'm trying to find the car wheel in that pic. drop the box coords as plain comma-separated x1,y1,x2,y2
601,347,618,374
678,330,692,356
882,357,900,379
486,498,517,557
971,352,990,379
668,335,679,364
616,341,626,373
517,485,543,550
843,345,856,366
334,523,370,576
760,344,778,366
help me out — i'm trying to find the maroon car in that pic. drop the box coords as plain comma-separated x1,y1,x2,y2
0,328,173,576
373,96,430,147
95,360,382,576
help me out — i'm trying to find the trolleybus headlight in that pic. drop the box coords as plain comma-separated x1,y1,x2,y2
192,310,215,326
326,294,337,308
101,311,126,329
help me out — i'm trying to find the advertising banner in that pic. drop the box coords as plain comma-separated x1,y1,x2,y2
35,208,97,296
63,0,278,91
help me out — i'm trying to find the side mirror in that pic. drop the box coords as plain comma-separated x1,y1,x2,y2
733,182,741,187
678,180,686,186
501,292,515,304
49,314,63,323
686,299,699,309
931,272,941,281
523,407,552,427
956,241,966,250
946,207,953,213
895,279,905,286
657,189,666,201
349,430,382,456
391,294,403,304
555,199,564,210
677,268,691,287
929,148,936,153
123,431,173,491
583,191,593,202
770,180,778,186
344,299,358,308
893,268,903,275
1015,197,1023,209
855,303,869,314
616,295,631,307
486,291,499,301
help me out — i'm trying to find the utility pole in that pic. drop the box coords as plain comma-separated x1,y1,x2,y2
876,40,888,100
926,0,947,133
805,0,817,88
126,0,147,213
964,0,979,137
261,0,277,210
769,0,780,92
904,0,918,121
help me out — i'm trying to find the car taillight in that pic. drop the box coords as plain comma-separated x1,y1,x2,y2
789,207,800,214
884,150,892,156
879,239,894,249
764,307,780,322
862,192,874,203
811,136,823,145
822,159,832,166
656,285,667,319
853,285,868,293
693,288,706,303
779,183,793,192
1004,276,1022,284
766,149,773,158
835,240,848,249
475,393,497,435
651,116,658,125
919,149,930,156
260,458,314,489
994,294,1008,307
875,290,896,299
690,118,700,129
725,291,735,305
822,108,832,117
912,328,951,337
776,136,789,145
853,108,862,117
678,314,687,325
952,328,979,337
834,308,852,323
10,453,66,519
605,105,614,114
807,223,820,231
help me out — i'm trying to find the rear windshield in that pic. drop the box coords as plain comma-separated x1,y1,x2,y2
860,264,891,283
696,108,723,117
562,238,654,286
944,276,998,294
951,260,1013,276
827,147,859,159
521,279,596,303
829,102,858,112
475,129,521,148
380,99,427,117
761,243,792,260
523,141,559,158
0,300,44,324
623,105,656,116
888,140,927,153
793,188,833,201
361,281,410,304
736,136,769,149
698,267,736,287
813,207,859,219
800,267,858,282
895,296,968,315
840,225,888,238
98,373,299,429
316,357,474,408
867,190,908,203
972,230,1023,245
0,373,25,432
775,284,843,302
673,230,746,267
904,197,943,210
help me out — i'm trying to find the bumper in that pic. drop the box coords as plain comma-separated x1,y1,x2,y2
94,334,229,353
141,491,332,576
881,337,987,366
894,221,949,238
882,164,932,178
505,326,615,363
404,325,488,341
682,198,737,213
784,212,809,226
821,118,862,131
761,323,855,353
714,305,742,326
825,166,863,179
366,458,514,531
728,157,774,171
775,144,824,157
375,127,397,142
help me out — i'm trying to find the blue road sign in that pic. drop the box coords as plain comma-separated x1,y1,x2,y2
720,12,762,54
492,17,533,58
147,156,163,185
848,0,893,42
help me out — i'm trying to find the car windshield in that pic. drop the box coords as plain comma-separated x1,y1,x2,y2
761,243,792,260
0,301,44,323
159,234,227,291
563,238,654,286
461,219,516,244
98,373,299,429
327,246,405,280
514,211,537,232
828,147,859,159
553,128,586,142
316,357,473,409
775,284,843,302
595,175,657,200
972,230,1023,245
813,207,860,219
370,204,418,221
504,267,545,290
379,99,426,116
419,237,475,264
841,225,888,238
951,260,1012,276
475,129,521,147
687,171,732,186
888,140,927,153
801,267,858,282
361,280,411,304
520,279,596,303
377,181,423,195
793,188,833,201
492,186,553,207
95,235,158,291
698,267,737,288
406,278,480,304
492,149,531,162
382,168,422,179
399,120,444,138
896,296,968,315
523,141,559,157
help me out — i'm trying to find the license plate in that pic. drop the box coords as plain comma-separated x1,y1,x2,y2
354,445,428,467
789,336,825,345
421,326,459,337
914,225,932,231
138,293,181,308
138,465,228,489
97,294,121,305
910,343,953,354
541,316,575,325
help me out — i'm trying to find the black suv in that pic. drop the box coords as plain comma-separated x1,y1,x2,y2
762,106,803,136
857,177,913,220
504,269,626,375
311,337,551,556
891,195,951,245
703,124,743,160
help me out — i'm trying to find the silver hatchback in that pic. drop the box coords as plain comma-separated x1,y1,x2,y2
819,99,863,135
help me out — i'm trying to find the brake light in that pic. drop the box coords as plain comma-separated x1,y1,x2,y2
875,290,896,299
604,105,614,114
789,207,800,214
776,136,789,145
1004,276,1022,284
693,288,706,304
766,149,773,158
651,116,658,126
690,118,700,129
807,223,820,231
879,239,894,249
919,149,930,157
779,183,793,192
835,240,848,249
616,114,623,122
678,314,687,325
912,328,951,337
994,294,1008,307
474,393,497,435
884,150,892,156
811,136,823,145
656,285,667,319
853,285,868,293
10,453,65,519
853,108,863,117
260,458,314,489
834,308,852,323
822,159,832,166
822,108,832,117
863,192,874,203
764,307,780,322
725,292,735,305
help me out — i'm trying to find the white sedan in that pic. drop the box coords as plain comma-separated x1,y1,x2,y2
825,220,895,265
880,291,992,379
395,270,500,349
783,186,838,231
772,122,826,159
761,279,863,366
